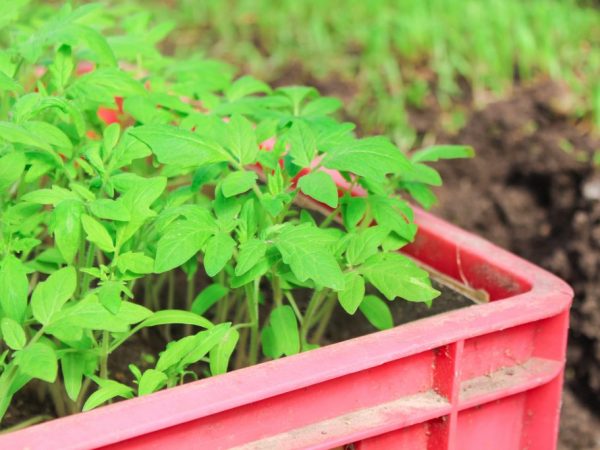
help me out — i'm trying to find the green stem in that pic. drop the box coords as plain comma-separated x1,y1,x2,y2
310,293,337,344
100,330,109,380
245,279,260,366
320,204,342,228
284,291,303,324
300,289,328,349
184,274,195,336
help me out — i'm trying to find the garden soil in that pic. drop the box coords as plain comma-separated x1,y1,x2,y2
422,81,600,450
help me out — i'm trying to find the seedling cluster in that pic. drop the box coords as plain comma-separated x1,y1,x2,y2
0,4,472,424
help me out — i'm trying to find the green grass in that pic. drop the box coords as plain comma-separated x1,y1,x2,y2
148,0,600,146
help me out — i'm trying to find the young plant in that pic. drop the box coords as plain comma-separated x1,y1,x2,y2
0,3,472,427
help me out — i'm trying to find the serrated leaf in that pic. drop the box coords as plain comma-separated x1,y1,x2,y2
226,114,258,165
275,224,344,290
154,215,216,273
288,121,317,167
221,171,257,197
338,272,365,314
235,239,267,276
1,318,26,350
131,124,228,168
369,196,416,241
359,295,393,330
360,253,440,303
31,266,77,325
269,305,299,356
346,226,388,266
323,137,410,182
297,171,339,208
226,76,271,101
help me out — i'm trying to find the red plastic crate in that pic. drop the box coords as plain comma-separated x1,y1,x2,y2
0,209,572,450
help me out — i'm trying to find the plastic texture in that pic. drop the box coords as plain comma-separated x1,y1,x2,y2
0,205,572,450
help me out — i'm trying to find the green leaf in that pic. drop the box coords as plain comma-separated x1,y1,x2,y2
209,328,240,375
1,318,26,350
0,121,51,150
82,379,133,412
31,266,77,325
81,214,114,253
275,224,344,290
403,183,437,209
61,353,86,402
359,295,393,330
227,114,258,165
16,342,58,382
221,171,258,197
0,70,23,93
203,233,235,277
288,121,317,167
226,76,271,101
323,137,411,182
0,255,29,323
346,226,388,266
191,284,229,315
154,215,216,273
97,280,123,314
137,310,213,330
411,145,475,163
156,324,229,372
369,196,416,241
261,325,281,359
48,44,73,91
22,186,77,205
341,196,367,231
297,171,339,208
270,305,300,356
138,369,167,396
0,152,26,191
89,199,131,222
117,252,154,275
130,124,228,168
235,239,267,276
49,296,151,332
338,272,365,314
53,199,83,265
360,253,440,303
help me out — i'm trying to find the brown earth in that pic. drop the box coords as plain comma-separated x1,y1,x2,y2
422,81,600,449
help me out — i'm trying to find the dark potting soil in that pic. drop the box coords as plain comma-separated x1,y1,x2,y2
1,273,476,433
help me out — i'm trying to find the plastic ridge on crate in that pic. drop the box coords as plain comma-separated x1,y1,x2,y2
0,205,573,450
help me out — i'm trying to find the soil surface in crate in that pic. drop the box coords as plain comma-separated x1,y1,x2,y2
0,275,473,432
